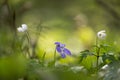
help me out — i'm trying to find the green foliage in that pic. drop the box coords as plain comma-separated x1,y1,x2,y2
103,61,120,80
0,0,120,80
0,54,27,80
102,53,116,63
80,50,94,62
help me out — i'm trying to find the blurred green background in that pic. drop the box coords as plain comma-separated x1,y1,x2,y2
0,0,120,80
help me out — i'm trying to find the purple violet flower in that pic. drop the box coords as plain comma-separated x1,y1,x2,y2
55,42,71,58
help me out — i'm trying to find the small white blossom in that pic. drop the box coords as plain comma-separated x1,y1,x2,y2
97,30,106,39
17,24,28,32
17,27,24,32
22,24,27,31
101,64,109,70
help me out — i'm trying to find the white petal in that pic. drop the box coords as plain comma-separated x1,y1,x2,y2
100,33,106,39
17,27,24,32
97,30,105,35
101,64,108,70
22,24,27,31
97,30,106,39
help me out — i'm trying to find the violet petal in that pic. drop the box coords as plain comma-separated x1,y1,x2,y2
60,53,66,58
56,46,61,53
55,42,60,45
63,48,71,55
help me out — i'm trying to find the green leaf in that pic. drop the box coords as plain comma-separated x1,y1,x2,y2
79,50,94,62
102,53,116,63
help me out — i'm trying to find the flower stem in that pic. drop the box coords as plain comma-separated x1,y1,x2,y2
25,31,31,45
42,51,46,67
96,36,101,71
25,31,31,58
54,47,57,67
96,47,100,71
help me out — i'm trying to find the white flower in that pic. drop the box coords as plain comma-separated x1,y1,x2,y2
17,27,24,32
17,24,28,32
22,24,27,31
97,30,106,39
101,64,109,70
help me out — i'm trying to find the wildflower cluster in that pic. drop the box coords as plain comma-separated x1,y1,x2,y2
16,23,119,80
